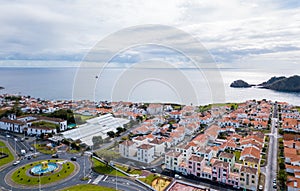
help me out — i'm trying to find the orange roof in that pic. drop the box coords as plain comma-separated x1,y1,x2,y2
241,146,261,159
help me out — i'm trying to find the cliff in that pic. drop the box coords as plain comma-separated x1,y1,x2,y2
261,75,300,92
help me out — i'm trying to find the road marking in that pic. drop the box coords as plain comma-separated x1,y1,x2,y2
103,175,108,181
92,175,104,184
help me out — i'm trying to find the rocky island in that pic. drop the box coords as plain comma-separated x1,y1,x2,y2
259,75,300,92
230,75,300,92
230,80,253,88
0,86,4,90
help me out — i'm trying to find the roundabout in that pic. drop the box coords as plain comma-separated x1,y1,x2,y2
5,159,79,189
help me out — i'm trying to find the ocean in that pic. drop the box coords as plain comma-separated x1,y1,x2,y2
0,66,299,106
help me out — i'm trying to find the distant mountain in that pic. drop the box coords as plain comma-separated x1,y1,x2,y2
260,75,300,92
230,80,253,88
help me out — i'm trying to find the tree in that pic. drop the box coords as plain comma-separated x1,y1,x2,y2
92,136,103,147
116,127,125,133
47,109,75,124
107,131,115,138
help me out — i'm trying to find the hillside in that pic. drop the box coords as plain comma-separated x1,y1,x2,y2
261,75,300,92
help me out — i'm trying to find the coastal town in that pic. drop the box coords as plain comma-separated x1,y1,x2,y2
0,93,300,191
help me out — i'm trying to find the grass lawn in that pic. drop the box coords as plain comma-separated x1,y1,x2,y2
92,158,126,177
114,164,142,175
33,144,56,155
0,141,6,147
0,141,14,167
74,114,96,124
139,174,160,185
11,160,75,186
61,184,116,191
67,149,80,154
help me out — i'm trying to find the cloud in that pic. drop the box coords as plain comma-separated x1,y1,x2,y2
0,0,299,69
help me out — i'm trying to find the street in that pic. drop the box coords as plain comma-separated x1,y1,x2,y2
264,104,279,191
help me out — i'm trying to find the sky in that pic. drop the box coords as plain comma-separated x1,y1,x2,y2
1,0,300,69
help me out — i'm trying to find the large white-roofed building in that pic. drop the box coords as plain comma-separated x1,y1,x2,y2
62,113,129,146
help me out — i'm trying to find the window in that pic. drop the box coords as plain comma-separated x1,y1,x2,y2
241,173,244,176
252,175,255,179
245,162,248,165
252,180,255,184
255,164,257,167
189,161,192,164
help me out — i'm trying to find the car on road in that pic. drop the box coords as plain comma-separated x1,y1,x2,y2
29,147,34,151
6,134,10,138
21,149,26,156
52,154,59,158
140,166,146,170
71,156,77,161
258,185,263,190
13,161,20,166
150,168,156,173
21,137,25,142
27,156,32,160
273,178,276,183
174,174,182,179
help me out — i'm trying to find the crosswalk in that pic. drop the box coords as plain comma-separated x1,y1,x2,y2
92,175,106,184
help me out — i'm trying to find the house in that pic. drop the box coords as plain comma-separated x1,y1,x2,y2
240,146,260,161
239,166,259,191
287,176,300,191
0,114,67,135
165,151,184,171
175,143,194,160
284,147,299,164
195,148,215,164
119,140,137,159
218,152,235,168
147,104,163,115
137,144,155,163
211,159,230,184
187,155,205,177
149,137,166,156
243,156,260,174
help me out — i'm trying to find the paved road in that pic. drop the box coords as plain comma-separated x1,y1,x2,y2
264,104,278,191
0,136,151,191
90,174,151,191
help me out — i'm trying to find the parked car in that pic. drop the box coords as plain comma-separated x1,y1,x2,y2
150,168,156,172
258,185,263,190
71,157,77,161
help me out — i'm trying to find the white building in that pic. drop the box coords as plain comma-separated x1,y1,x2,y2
119,140,137,158
137,144,155,163
0,114,67,135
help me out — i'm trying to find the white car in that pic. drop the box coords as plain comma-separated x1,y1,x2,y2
13,161,20,166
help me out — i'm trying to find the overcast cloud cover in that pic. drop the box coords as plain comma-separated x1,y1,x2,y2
0,0,300,69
